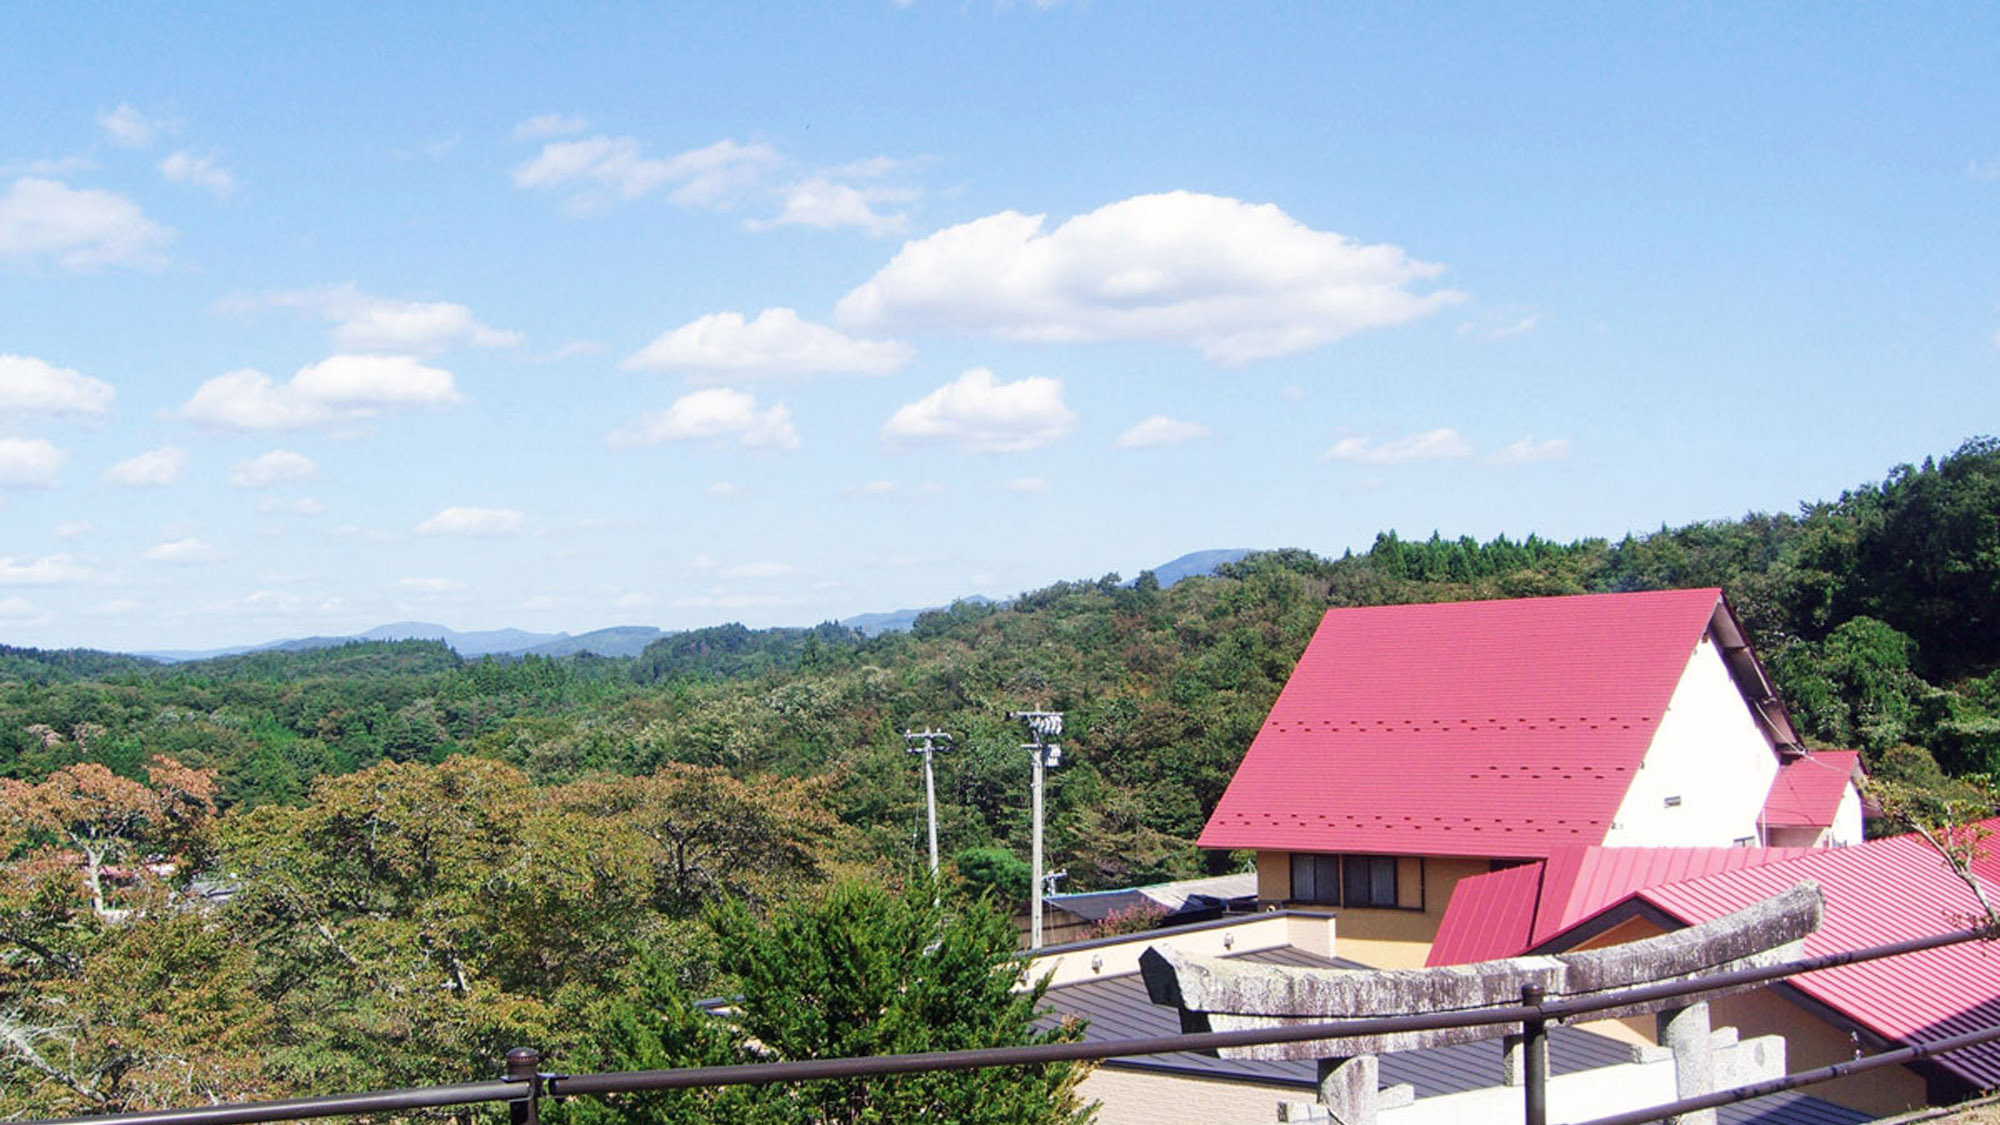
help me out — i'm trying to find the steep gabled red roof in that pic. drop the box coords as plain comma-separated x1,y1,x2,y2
1634,829,2000,1090
1427,846,1812,967
1199,589,1727,857
1761,751,1863,828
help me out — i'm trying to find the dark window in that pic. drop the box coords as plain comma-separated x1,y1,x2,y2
1290,853,1397,907
1289,853,1341,904
1345,855,1398,907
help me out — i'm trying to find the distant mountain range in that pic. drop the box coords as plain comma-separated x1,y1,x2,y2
128,548,1262,662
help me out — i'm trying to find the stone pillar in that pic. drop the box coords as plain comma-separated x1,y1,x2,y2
1657,1001,1716,1125
1500,1033,1546,1087
1316,1055,1379,1125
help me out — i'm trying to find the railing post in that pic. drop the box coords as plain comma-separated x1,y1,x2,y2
1521,985,1548,1125
504,1047,542,1125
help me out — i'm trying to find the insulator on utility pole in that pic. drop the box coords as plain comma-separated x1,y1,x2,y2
1009,710,1066,949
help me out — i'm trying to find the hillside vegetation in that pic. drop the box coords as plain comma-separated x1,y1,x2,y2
3,436,1997,893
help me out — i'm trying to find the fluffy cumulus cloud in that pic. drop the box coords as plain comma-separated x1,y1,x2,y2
226,283,523,354
751,158,922,236
179,355,463,431
0,438,65,488
611,388,800,450
514,136,781,212
1491,436,1569,465
1323,428,1474,465
880,368,1074,453
0,596,49,625
759,176,916,236
837,191,1462,364
0,178,175,270
104,446,187,487
417,507,527,536
146,537,220,564
0,354,115,417
96,104,162,149
0,554,90,585
513,113,588,141
159,150,238,198
624,307,911,378
1114,415,1210,449
231,449,317,487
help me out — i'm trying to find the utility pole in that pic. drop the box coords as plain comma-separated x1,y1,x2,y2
902,728,953,878
1010,710,1064,949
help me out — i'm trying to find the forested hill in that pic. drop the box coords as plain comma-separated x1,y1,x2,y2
2,437,1997,892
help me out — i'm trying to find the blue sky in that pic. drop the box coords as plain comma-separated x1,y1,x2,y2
2,3,1995,651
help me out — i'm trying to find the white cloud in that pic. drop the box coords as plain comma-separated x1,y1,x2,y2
146,537,220,564
0,177,174,270
1490,436,1570,465
1115,415,1210,449
1457,312,1539,341
881,368,1074,453
755,175,917,236
232,449,317,487
416,507,526,536
96,104,162,149
1323,428,1474,465
838,191,1462,364
707,481,740,496
104,446,187,487
0,354,115,417
0,438,64,488
179,355,462,431
3,155,96,177
227,283,523,354
1001,476,1050,492
86,598,139,616
397,576,466,592
54,521,93,539
160,150,237,198
514,135,781,212
0,596,50,625
513,113,589,140
624,307,911,378
611,388,800,450
0,554,89,585
723,561,794,579
256,496,326,516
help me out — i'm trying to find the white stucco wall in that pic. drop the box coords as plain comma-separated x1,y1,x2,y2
1829,781,1863,846
1603,634,1781,848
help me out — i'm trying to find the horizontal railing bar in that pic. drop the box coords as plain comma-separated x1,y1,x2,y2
22,1081,526,1125
20,922,1995,1125
550,1003,1548,1095
1566,1019,2000,1125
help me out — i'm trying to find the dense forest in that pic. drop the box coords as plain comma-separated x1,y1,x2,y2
2,436,1996,1114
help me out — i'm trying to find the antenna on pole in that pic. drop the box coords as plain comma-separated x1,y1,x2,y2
903,728,953,879
1009,710,1065,949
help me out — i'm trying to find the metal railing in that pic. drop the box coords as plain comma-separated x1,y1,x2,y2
22,923,1999,1125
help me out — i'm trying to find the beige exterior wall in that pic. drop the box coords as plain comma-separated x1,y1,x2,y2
1562,914,1930,1117
1255,852,1492,969
1078,1065,1297,1125
1709,988,1930,1118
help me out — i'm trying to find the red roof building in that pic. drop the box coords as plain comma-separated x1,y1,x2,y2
1199,589,1863,968
1429,826,2000,1116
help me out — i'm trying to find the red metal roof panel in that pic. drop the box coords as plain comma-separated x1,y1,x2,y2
1428,845,1811,966
1427,861,1547,967
1762,751,1862,829
1201,589,1725,856
1637,829,2000,1090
